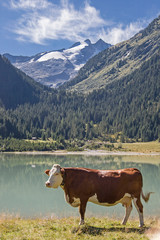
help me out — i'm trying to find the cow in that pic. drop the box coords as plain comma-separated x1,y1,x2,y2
45,164,152,227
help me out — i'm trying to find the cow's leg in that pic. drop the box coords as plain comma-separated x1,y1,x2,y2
122,203,133,225
79,200,87,225
133,197,144,227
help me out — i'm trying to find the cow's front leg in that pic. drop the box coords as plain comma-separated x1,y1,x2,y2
79,200,87,225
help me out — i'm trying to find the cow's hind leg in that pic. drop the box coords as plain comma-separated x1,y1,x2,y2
79,200,87,225
133,197,144,227
122,203,133,225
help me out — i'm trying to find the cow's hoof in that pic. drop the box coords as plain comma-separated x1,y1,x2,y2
79,220,85,225
139,224,145,228
121,221,126,225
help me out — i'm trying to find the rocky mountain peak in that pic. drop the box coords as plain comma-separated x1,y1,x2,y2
84,39,91,45
4,39,111,88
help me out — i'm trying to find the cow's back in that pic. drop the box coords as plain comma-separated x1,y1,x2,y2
94,168,143,204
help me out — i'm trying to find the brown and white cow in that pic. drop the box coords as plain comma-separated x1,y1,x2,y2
45,164,152,227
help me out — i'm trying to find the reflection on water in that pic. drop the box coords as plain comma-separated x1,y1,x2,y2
0,153,160,219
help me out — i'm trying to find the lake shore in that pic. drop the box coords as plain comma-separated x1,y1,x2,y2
2,149,160,156
1,139,160,155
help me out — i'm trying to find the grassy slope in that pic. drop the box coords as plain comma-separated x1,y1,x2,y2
115,141,160,153
0,217,159,240
82,140,160,153
69,17,160,93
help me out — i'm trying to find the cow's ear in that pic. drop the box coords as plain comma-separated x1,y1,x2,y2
45,169,50,175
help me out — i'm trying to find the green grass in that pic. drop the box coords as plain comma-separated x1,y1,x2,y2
0,217,159,240
1,137,160,154
117,141,160,153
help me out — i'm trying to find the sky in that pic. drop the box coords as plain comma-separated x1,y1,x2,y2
0,0,160,56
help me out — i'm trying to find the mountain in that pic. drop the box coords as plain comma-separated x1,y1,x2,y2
0,16,159,142
0,55,48,109
4,39,111,88
0,50,159,141
65,15,160,92
84,50,160,141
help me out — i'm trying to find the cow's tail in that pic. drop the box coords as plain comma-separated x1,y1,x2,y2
141,189,154,202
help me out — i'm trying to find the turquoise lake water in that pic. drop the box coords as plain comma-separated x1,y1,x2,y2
0,153,159,220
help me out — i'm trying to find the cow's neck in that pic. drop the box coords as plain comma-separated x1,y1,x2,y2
60,168,72,194
60,167,66,188
60,176,65,187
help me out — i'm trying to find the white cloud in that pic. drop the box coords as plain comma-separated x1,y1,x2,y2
8,0,149,45
10,0,50,9
9,0,108,44
99,21,147,45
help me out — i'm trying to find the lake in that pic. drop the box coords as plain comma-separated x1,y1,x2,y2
0,153,160,220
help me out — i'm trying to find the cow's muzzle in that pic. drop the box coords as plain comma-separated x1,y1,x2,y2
45,182,51,187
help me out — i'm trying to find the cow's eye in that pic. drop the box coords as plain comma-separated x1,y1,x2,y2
55,173,59,176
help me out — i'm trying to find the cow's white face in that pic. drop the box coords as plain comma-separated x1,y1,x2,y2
45,164,63,188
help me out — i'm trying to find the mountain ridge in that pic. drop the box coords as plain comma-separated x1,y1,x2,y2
4,39,111,88
65,15,160,92
0,55,48,109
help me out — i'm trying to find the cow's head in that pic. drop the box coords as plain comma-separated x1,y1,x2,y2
45,164,63,188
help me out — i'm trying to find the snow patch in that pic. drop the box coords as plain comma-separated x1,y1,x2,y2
29,58,34,63
37,42,88,63
121,51,130,60
64,41,88,60
74,63,85,71
37,51,66,62
65,42,88,54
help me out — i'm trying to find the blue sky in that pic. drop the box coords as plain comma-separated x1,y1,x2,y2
0,0,160,56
